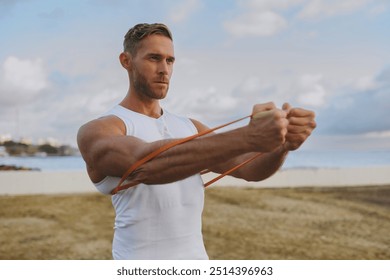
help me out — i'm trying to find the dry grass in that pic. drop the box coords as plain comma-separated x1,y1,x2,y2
0,185,389,260
203,186,390,259
0,194,114,259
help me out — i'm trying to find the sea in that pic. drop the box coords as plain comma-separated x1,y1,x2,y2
1,150,390,171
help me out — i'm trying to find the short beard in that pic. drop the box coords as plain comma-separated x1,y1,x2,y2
132,69,168,101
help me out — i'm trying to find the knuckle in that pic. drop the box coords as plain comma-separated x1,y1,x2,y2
288,116,296,123
289,108,296,115
267,101,276,108
274,110,286,121
292,144,300,150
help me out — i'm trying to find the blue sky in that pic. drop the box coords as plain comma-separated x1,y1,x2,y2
0,0,389,151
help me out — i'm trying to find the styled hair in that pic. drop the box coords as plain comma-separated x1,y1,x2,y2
123,23,173,55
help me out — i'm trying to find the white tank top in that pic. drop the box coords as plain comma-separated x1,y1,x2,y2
94,105,208,260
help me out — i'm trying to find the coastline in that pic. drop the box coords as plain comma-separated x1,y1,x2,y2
203,166,390,188
0,166,390,195
0,170,94,195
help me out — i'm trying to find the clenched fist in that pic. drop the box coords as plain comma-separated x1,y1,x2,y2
246,102,289,153
282,103,316,151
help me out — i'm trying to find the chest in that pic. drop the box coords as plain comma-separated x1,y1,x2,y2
128,115,196,142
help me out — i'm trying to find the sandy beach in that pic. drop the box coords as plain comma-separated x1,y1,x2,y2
1,166,390,195
0,168,389,259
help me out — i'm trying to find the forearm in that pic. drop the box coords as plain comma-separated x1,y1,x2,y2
128,128,253,184
231,146,289,182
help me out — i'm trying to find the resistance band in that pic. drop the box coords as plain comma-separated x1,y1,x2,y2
111,113,266,195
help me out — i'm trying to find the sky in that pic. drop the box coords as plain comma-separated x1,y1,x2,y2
0,0,389,151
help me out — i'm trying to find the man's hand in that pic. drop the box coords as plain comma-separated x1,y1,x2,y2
282,103,316,151
246,102,289,153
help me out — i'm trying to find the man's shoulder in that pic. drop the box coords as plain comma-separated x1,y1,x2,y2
80,115,125,136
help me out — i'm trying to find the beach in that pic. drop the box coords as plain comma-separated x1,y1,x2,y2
1,166,390,195
0,168,389,259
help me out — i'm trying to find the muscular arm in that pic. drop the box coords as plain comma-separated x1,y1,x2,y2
196,103,316,182
191,119,289,182
77,103,288,185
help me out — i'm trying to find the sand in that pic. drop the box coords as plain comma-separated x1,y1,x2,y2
1,166,390,195
0,183,389,260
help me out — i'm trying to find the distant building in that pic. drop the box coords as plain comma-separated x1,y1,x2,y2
0,136,79,157
0,134,12,144
0,146,8,157
38,137,61,147
20,137,33,145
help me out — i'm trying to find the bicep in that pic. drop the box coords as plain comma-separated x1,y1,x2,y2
77,117,119,165
77,116,145,173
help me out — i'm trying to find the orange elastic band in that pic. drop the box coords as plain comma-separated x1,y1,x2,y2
111,114,258,195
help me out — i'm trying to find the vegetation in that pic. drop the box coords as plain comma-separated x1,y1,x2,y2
0,140,78,156
1,186,389,259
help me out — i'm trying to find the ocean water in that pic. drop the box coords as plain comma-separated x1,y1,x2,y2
1,150,390,171
283,150,390,169
0,156,85,171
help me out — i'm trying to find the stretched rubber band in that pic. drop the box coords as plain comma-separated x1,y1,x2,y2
203,152,262,188
111,114,259,194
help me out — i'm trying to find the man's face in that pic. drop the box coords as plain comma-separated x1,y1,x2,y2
130,34,175,101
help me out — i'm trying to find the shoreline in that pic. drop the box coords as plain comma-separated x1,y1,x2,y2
203,166,390,188
1,166,390,195
0,170,94,195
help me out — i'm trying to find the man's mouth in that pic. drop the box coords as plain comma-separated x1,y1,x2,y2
155,81,168,85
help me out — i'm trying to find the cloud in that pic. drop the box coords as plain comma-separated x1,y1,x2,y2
297,74,327,107
0,51,126,144
166,56,389,141
0,56,48,106
164,85,239,125
364,130,390,139
353,75,378,91
224,10,287,37
224,0,379,38
298,0,372,19
228,72,329,111
224,0,294,37
38,7,65,19
316,68,390,135
369,2,389,16
242,0,304,11
168,0,202,23
0,0,387,151
0,0,25,18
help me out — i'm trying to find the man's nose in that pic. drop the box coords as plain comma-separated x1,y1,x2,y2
158,60,169,75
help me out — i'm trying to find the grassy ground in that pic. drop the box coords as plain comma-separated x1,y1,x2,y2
0,185,389,260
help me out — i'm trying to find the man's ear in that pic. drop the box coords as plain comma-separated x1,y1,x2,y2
119,52,132,70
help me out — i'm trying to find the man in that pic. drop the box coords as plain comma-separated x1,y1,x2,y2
77,23,316,260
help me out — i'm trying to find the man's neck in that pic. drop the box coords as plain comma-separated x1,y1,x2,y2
120,91,163,119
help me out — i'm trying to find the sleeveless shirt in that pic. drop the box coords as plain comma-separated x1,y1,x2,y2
93,105,209,260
